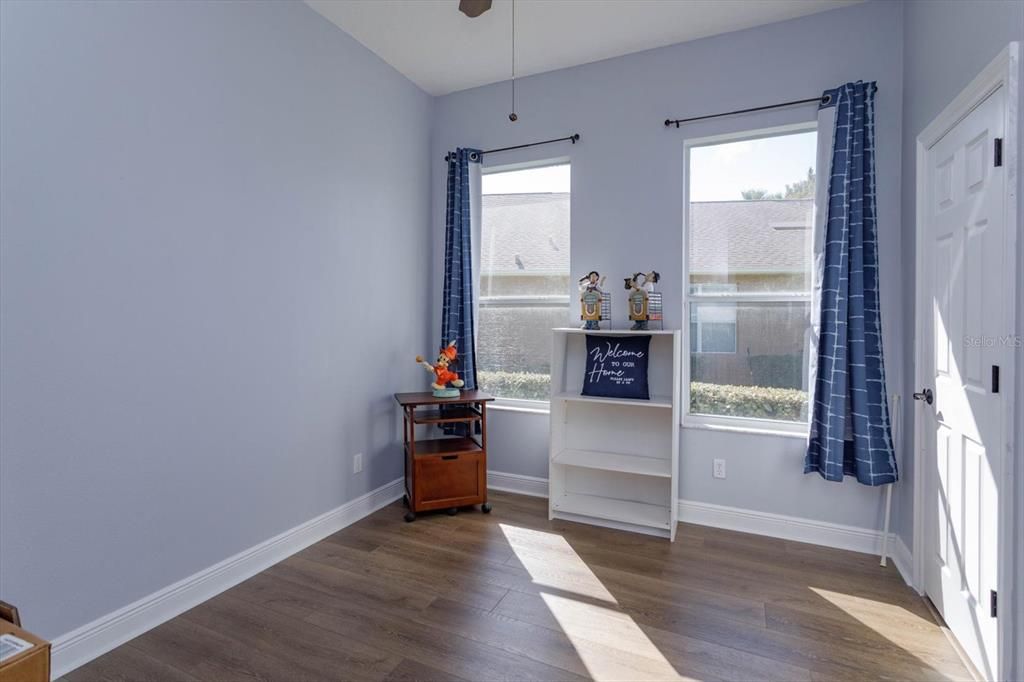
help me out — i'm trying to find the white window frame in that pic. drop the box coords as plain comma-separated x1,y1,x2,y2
681,122,816,436
478,159,571,410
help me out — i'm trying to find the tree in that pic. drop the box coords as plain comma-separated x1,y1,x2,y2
739,167,815,200
740,188,782,200
782,167,815,199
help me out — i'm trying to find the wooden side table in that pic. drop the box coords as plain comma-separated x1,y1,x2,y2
394,390,495,522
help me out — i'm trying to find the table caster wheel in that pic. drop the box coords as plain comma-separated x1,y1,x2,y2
402,494,409,508
446,507,458,516
403,511,415,523
481,502,492,514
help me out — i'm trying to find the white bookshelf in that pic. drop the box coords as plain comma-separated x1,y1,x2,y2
548,328,681,540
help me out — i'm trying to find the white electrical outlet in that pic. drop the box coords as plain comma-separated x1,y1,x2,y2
353,452,363,474
713,458,726,479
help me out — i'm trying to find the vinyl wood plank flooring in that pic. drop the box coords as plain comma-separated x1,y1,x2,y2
67,490,971,681
62,641,200,682
297,536,512,611
180,591,402,681
382,658,467,682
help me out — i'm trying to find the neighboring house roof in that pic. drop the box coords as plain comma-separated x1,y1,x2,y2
690,199,812,274
481,193,570,276
480,193,812,276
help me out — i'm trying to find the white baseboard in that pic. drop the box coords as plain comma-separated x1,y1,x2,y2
680,501,915,590
487,470,548,498
678,498,899,556
889,536,915,590
50,477,404,680
487,470,917,588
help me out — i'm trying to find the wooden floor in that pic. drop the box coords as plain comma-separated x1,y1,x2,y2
65,491,972,681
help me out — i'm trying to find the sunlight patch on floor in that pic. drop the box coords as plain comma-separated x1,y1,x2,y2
501,524,689,682
499,523,617,602
808,586,952,653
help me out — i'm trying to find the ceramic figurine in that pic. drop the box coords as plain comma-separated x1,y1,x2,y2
625,270,660,330
416,340,465,398
578,271,606,330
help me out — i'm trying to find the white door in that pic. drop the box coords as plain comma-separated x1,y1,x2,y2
920,85,1005,679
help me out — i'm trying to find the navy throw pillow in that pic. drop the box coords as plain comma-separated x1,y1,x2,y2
582,335,651,400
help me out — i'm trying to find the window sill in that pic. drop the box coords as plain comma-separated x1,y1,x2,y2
682,419,809,440
489,401,550,415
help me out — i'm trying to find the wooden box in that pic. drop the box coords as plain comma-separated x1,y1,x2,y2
0,621,50,682
411,444,485,510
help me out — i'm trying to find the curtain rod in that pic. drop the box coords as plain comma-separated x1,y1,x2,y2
444,133,580,162
663,94,831,128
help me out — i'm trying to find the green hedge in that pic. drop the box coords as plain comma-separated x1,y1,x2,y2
479,370,806,420
478,370,551,401
691,381,806,421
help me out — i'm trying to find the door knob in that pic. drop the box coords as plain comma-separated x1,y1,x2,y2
913,388,934,405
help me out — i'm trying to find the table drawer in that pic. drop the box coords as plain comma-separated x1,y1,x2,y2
413,452,484,509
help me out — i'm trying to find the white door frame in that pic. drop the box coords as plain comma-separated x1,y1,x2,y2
913,42,1019,682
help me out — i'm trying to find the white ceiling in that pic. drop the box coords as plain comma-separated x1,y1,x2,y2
305,0,861,96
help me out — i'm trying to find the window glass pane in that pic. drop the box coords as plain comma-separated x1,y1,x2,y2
690,302,737,353
481,165,570,298
477,305,565,401
701,322,736,354
479,164,570,401
688,131,816,294
689,302,810,423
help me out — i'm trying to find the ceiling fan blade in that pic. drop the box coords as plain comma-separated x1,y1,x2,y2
459,0,492,18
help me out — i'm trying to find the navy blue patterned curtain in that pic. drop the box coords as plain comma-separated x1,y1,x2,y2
805,82,897,485
441,149,481,432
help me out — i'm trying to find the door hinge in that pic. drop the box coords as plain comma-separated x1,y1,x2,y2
994,138,1003,167
990,590,998,617
992,365,1000,393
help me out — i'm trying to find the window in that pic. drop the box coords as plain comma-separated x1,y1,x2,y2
478,163,570,402
685,126,815,426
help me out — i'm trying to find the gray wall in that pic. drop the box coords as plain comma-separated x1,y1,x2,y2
432,0,905,532
0,0,432,640
898,0,1024,550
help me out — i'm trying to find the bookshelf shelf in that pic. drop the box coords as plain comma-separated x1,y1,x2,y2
552,392,673,409
551,448,672,478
